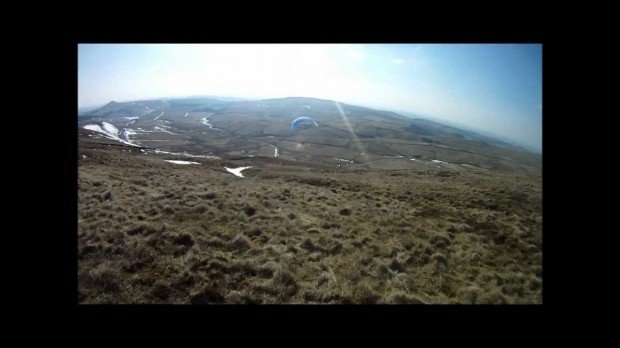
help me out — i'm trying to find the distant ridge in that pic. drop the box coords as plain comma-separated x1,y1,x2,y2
79,95,541,166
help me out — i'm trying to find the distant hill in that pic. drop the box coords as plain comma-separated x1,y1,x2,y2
81,100,169,118
80,97,237,118
78,96,541,174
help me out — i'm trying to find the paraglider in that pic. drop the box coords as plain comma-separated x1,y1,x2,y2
290,116,318,131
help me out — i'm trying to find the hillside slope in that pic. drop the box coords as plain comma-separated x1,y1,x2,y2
78,139,542,304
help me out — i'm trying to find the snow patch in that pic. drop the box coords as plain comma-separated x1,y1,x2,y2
150,149,220,159
154,126,175,134
84,124,104,133
225,166,252,178
101,122,119,136
201,113,222,130
164,160,200,165
139,140,174,142
122,129,139,144
270,145,279,157
142,104,154,115
83,123,139,147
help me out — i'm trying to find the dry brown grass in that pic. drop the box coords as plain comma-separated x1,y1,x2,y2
78,142,542,304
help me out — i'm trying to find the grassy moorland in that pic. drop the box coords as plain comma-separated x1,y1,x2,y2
78,139,542,304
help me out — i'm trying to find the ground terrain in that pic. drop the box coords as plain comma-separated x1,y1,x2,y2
77,97,542,304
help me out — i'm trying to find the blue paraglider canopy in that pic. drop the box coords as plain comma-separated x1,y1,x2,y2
290,117,318,131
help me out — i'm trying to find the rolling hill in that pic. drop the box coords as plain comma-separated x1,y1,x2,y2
78,96,541,175
77,96,542,304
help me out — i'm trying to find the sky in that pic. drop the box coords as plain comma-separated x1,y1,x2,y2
78,44,542,152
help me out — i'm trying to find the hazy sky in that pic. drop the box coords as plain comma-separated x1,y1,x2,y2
78,44,542,152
